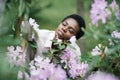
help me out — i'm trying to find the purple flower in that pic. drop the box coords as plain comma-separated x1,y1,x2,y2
90,0,110,26
52,65,67,80
109,0,120,20
29,18,39,30
109,0,119,11
111,30,120,39
7,46,26,67
29,56,67,80
29,18,35,26
91,44,108,56
30,69,50,80
29,56,54,79
61,47,89,79
116,9,120,20
61,47,80,68
69,61,89,78
87,71,119,80
91,44,102,56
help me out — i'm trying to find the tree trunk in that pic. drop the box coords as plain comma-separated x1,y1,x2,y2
77,0,84,16
77,0,86,53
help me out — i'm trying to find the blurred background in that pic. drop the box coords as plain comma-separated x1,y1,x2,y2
0,0,120,80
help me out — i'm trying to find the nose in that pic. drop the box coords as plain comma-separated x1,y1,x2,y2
62,26,68,33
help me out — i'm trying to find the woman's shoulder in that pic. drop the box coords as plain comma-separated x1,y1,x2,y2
36,29,55,39
38,29,54,33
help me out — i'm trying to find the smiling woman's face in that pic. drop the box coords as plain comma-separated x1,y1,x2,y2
55,18,80,40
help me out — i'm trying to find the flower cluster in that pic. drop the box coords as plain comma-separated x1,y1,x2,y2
109,30,120,46
111,30,120,39
29,56,67,80
91,44,108,56
29,18,39,30
90,0,120,26
7,46,26,67
61,47,88,78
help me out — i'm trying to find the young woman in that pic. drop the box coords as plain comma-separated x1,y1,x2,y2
24,14,86,61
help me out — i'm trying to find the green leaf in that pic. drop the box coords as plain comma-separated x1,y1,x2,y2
18,0,25,17
51,49,59,53
59,45,65,50
67,44,76,50
28,41,37,48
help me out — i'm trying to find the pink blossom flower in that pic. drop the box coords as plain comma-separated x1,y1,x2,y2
109,0,119,11
69,62,89,78
29,56,55,79
87,71,119,80
7,46,26,67
29,18,35,26
30,69,50,80
52,65,67,80
91,44,108,56
90,0,111,26
29,18,39,30
29,56,67,80
61,47,88,79
111,30,120,39
91,44,102,56
61,47,80,67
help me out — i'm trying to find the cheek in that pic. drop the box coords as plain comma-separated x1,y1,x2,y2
64,33,74,39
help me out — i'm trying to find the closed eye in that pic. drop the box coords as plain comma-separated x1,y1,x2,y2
68,28,74,34
62,21,67,26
